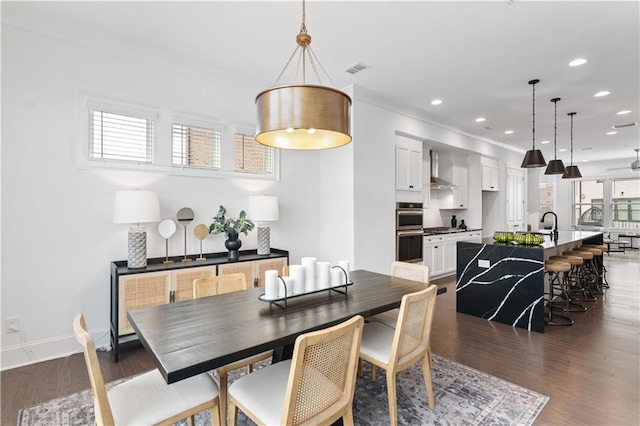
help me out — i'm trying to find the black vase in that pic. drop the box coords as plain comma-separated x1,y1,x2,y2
224,233,242,260
459,220,467,230
451,215,457,228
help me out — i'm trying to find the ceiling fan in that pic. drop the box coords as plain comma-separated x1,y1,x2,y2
606,148,640,172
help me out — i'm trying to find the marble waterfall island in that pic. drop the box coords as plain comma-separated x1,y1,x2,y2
456,231,603,333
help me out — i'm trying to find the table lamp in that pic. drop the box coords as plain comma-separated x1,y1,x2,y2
114,190,161,268
249,195,279,255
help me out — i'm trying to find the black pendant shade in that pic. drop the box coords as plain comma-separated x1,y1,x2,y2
545,97,566,175
521,149,547,168
521,79,547,168
546,159,567,174
562,112,582,179
562,165,582,179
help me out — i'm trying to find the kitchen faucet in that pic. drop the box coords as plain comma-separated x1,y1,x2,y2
541,211,558,241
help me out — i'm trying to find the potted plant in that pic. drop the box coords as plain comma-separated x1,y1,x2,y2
209,205,255,260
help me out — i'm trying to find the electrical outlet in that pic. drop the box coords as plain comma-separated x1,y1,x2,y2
478,259,490,268
5,317,20,333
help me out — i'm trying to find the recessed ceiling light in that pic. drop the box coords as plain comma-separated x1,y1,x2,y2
431,99,442,105
582,159,589,162
504,130,514,134
475,117,485,122
606,131,618,135
541,140,550,144
617,110,632,115
569,58,588,67
559,148,567,152
594,91,610,97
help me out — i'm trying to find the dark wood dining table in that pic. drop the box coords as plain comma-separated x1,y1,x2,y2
128,269,445,384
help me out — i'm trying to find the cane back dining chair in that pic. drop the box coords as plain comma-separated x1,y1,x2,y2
366,261,433,369
193,273,274,425
359,285,437,425
73,314,220,426
227,315,364,426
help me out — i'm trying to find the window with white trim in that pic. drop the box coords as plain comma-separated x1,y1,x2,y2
611,177,640,229
172,124,221,169
89,110,153,163
234,133,275,174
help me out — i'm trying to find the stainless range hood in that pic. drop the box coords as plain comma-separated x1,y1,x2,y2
430,151,457,189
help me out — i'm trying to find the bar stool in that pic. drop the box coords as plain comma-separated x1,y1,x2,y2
548,255,587,312
581,244,609,289
575,246,604,294
566,250,598,301
544,260,574,326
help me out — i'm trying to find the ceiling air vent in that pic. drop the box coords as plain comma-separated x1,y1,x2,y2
346,63,369,75
612,122,638,129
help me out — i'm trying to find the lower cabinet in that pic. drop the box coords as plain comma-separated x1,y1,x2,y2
424,231,482,278
111,249,289,361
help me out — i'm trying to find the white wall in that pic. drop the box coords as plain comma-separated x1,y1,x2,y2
1,25,324,369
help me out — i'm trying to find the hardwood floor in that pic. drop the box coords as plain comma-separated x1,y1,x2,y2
2,253,638,425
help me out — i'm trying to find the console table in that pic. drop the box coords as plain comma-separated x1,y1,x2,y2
110,248,288,361
618,233,639,250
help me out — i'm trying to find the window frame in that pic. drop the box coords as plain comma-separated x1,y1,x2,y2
78,93,280,181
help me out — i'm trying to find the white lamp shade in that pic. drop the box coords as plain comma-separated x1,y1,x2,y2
249,195,279,222
114,190,161,224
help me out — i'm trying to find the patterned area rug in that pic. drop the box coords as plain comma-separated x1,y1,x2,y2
18,354,547,426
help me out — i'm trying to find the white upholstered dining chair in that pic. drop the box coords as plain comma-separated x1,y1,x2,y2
73,313,221,426
359,285,437,425
227,315,364,426
193,273,274,425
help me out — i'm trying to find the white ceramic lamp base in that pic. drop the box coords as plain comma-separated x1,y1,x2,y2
257,224,271,255
127,226,147,268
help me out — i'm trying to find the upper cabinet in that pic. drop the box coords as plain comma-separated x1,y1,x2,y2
395,136,423,192
439,153,469,209
481,158,499,191
506,167,525,230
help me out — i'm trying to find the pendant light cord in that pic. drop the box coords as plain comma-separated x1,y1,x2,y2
569,113,574,166
531,81,536,149
553,99,558,160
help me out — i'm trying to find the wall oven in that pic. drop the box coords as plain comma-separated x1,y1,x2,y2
396,202,423,263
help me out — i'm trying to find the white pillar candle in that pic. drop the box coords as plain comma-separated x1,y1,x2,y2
289,264,305,294
338,260,350,283
301,257,317,292
316,261,330,289
279,276,294,298
264,269,279,300
331,267,345,286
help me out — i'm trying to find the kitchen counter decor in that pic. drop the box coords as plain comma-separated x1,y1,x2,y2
493,231,514,242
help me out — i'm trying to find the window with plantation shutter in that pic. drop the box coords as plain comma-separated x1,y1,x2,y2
89,110,153,163
234,133,275,174
172,124,221,169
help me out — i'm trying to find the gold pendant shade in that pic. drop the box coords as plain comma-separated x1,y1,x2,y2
255,85,352,150
255,0,352,150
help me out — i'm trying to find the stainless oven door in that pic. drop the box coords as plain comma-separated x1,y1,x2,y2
396,230,423,263
396,209,424,230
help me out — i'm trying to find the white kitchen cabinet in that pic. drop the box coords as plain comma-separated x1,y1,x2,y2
395,137,422,192
423,235,445,276
424,230,483,277
481,158,499,191
439,154,468,209
506,167,525,230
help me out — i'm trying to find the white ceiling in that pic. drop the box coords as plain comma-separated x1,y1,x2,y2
3,0,639,168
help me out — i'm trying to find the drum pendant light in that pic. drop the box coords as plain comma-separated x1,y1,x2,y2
521,79,547,168
255,0,352,150
545,98,567,175
562,112,582,179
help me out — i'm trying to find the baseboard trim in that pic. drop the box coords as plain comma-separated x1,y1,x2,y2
1,327,110,371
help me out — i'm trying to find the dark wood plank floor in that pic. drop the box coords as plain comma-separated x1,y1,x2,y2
2,253,639,425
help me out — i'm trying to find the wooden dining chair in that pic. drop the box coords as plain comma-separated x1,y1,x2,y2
359,285,437,425
193,273,273,425
73,314,221,426
193,273,247,298
227,315,364,426
366,261,434,368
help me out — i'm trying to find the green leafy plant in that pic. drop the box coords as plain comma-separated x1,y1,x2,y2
209,205,254,238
